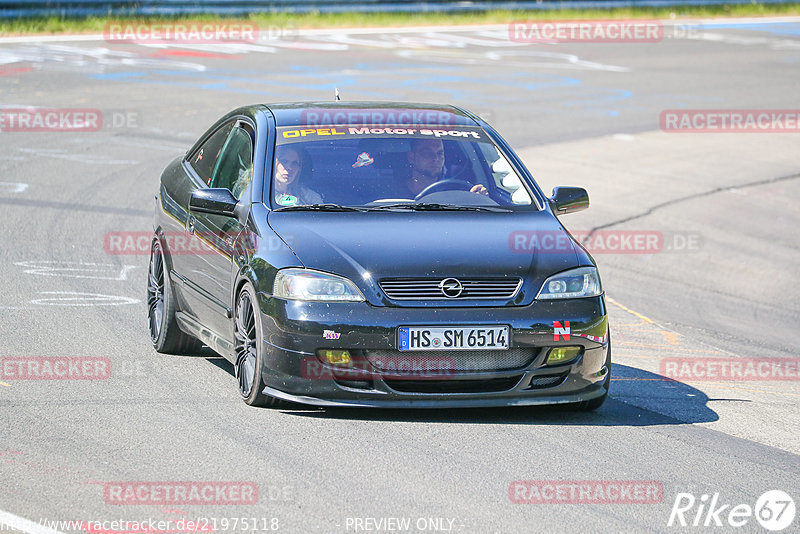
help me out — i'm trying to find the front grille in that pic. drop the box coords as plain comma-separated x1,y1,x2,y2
385,376,523,394
379,277,522,300
364,348,538,373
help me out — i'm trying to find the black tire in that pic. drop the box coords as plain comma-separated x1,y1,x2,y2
147,238,202,355
569,332,611,412
233,282,284,407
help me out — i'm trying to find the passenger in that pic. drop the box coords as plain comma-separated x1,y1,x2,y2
273,145,323,206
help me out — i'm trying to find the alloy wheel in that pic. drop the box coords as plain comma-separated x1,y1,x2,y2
147,244,165,343
234,291,258,397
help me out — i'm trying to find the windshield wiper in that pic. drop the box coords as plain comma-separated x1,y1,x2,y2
366,203,511,212
275,203,368,212
276,203,511,213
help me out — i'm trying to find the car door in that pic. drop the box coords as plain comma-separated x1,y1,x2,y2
180,119,255,341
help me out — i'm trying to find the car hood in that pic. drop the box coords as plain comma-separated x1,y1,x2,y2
267,210,580,306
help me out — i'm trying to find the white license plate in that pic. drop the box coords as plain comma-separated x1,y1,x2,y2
398,326,509,351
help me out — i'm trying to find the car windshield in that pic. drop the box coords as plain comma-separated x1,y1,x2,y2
269,125,537,210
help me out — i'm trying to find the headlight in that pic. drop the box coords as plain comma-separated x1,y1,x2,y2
273,268,365,302
536,266,602,299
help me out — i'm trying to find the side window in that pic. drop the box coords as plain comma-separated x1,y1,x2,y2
479,143,532,206
210,126,253,200
189,122,235,186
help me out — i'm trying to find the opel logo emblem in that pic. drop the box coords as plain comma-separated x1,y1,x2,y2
439,278,463,298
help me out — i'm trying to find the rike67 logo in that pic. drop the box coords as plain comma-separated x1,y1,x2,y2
668,490,795,531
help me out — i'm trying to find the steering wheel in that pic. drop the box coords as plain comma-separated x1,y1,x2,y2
444,160,469,181
414,179,473,201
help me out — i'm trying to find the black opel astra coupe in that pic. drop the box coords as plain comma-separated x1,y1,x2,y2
147,102,610,409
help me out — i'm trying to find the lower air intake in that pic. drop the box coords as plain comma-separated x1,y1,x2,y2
527,373,569,389
384,376,523,394
364,348,538,373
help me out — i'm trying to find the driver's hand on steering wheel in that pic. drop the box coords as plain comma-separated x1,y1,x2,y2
470,184,489,195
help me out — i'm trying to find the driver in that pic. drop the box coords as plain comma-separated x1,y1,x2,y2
404,139,488,198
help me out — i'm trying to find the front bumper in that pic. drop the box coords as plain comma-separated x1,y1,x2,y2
257,294,609,408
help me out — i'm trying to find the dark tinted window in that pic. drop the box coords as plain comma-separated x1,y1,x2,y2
189,122,234,186
210,126,253,199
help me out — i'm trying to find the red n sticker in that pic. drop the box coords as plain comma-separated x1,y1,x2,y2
554,321,571,341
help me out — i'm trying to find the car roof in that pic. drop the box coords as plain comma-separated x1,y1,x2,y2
262,101,480,128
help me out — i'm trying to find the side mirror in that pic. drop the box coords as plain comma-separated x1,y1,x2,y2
189,188,238,217
549,186,589,215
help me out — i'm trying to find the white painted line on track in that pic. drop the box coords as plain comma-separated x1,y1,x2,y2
689,31,800,48
0,509,65,534
16,148,138,166
15,261,138,281
0,182,29,193
0,34,105,44
30,291,140,306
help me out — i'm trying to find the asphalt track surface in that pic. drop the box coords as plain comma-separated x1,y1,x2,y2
1,17,799,534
